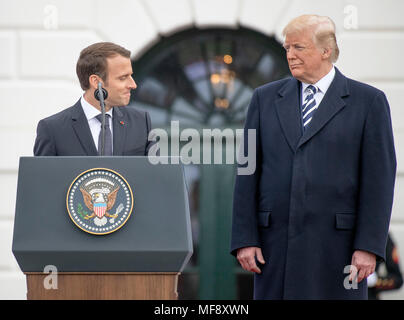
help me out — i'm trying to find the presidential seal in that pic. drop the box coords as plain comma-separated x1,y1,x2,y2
66,168,134,235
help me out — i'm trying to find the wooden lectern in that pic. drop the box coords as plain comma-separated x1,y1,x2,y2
12,157,193,300
25,272,179,300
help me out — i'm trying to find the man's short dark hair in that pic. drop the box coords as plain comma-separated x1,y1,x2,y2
76,42,131,90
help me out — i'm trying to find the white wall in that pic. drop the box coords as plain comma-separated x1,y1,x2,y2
1,0,403,299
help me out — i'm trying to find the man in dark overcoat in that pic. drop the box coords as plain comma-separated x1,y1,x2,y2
230,14,396,299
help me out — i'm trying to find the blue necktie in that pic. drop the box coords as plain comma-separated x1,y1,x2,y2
96,114,113,156
302,85,318,129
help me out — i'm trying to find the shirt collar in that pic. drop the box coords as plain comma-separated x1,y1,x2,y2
301,65,336,94
80,94,113,121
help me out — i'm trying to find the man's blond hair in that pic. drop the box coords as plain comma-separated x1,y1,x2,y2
282,14,339,63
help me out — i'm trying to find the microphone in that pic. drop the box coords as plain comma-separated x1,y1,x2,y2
94,82,108,156
94,86,108,101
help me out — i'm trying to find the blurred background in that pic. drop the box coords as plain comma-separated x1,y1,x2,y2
0,0,403,299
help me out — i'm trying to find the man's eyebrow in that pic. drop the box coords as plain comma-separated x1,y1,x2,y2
283,42,305,47
117,72,133,78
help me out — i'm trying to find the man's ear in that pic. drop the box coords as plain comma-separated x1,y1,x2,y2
88,74,102,90
322,47,332,60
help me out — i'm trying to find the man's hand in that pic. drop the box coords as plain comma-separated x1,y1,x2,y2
350,250,376,283
237,247,265,274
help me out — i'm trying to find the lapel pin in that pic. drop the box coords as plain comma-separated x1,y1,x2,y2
120,121,124,125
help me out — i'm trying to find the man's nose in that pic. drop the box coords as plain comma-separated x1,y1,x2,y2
287,49,295,60
129,77,137,90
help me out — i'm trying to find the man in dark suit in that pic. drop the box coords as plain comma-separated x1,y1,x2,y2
34,42,154,156
231,15,396,299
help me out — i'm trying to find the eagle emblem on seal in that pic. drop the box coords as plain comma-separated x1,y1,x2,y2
80,185,119,226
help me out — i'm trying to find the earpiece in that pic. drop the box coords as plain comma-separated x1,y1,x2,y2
94,83,108,101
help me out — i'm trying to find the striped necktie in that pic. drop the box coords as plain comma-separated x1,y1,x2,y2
302,85,318,129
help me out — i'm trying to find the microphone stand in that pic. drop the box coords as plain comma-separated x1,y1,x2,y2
97,82,106,156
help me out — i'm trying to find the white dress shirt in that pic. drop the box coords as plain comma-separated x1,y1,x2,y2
80,95,113,152
301,66,336,108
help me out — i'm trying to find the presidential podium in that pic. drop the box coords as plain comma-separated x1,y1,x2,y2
12,156,193,300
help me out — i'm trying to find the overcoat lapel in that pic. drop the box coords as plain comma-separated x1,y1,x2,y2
275,78,303,153
297,68,349,148
275,69,350,152
71,100,98,155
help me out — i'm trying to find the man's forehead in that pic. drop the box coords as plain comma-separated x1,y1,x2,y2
284,31,314,44
106,54,130,65
107,55,132,74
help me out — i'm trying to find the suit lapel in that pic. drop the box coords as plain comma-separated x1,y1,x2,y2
297,68,349,148
275,78,303,153
112,107,127,155
71,100,98,155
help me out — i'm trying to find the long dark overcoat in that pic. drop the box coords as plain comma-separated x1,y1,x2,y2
231,68,396,299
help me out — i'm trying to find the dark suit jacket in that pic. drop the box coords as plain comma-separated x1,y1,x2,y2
231,68,397,299
34,99,154,156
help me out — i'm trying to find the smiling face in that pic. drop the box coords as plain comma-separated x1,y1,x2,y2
103,54,137,108
283,29,332,84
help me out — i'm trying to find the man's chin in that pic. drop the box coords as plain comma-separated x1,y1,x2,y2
112,99,130,107
291,71,307,82
290,69,301,78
